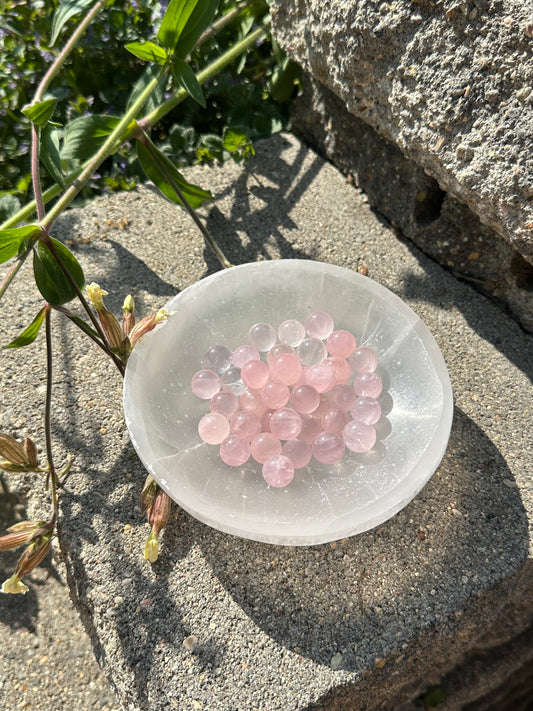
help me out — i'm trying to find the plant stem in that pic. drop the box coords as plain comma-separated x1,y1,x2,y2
138,132,232,268
142,22,269,128
31,124,46,221
44,307,59,518
35,1,105,103
39,69,163,230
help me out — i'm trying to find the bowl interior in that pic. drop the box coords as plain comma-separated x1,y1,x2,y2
123,260,453,545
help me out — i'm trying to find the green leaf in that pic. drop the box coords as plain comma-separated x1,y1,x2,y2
21,99,57,127
41,125,65,187
33,238,85,306
61,115,121,162
4,307,47,349
174,0,219,59
172,57,206,107
125,41,168,64
50,0,95,46
136,137,213,209
0,225,41,264
223,127,248,153
157,0,201,51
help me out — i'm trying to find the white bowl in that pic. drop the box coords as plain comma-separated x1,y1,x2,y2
123,260,453,545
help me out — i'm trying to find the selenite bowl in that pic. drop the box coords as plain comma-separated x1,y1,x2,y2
123,260,453,545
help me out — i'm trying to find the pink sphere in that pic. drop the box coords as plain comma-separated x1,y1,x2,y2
342,420,377,453
261,409,275,432
350,397,382,425
219,436,250,466
312,395,331,420
324,356,351,385
328,384,356,412
248,322,277,352
349,347,379,374
198,413,230,445
327,329,357,358
232,344,260,368
298,414,322,444
321,408,349,435
210,391,239,418
290,384,320,414
305,310,334,340
267,343,294,366
305,362,336,393
354,371,383,398
278,319,306,347
250,432,282,463
239,389,266,416
262,455,295,487
261,380,290,409
269,353,302,386
269,408,302,440
230,411,261,440
297,338,327,366
191,369,221,399
312,431,346,464
282,439,312,469
241,359,270,390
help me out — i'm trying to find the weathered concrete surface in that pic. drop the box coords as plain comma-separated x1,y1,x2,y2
270,0,533,262
0,135,532,710
289,75,533,332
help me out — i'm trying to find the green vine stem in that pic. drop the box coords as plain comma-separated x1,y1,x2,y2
44,307,59,519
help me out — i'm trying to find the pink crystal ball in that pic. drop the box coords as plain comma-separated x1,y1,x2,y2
305,310,334,340
191,369,221,399
219,436,250,466
262,454,295,487
269,407,302,440
198,412,230,445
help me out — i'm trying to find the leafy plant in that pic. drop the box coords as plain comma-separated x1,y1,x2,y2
0,0,298,594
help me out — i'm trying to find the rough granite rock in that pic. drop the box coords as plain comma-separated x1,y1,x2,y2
270,0,533,263
0,135,532,710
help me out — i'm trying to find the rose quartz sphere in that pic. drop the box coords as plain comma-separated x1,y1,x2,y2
328,384,356,412
350,396,382,425
305,310,334,340
230,411,261,440
267,343,294,366
354,371,383,398
262,454,295,487
250,432,282,463
232,344,260,368
327,329,357,358
261,380,290,409
321,408,349,435
219,435,250,466
210,391,239,418
342,420,377,453
241,359,270,390
305,362,336,393
324,356,351,385
298,414,322,444
269,408,302,440
198,412,230,445
282,439,312,468
191,369,221,399
290,384,320,414
349,346,379,374
239,389,266,416
312,431,345,464
269,353,302,386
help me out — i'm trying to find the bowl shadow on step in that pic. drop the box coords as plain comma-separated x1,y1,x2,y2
168,405,529,671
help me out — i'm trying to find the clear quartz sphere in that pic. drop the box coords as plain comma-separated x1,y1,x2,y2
297,338,327,367
247,322,277,352
278,319,306,347
202,344,232,374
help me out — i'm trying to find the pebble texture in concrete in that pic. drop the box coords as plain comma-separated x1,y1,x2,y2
0,135,531,710
270,0,533,262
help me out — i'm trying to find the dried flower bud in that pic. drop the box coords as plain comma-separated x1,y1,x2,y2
144,530,159,563
24,437,39,469
140,475,158,515
1,519,54,595
0,520,45,551
148,487,172,536
0,432,28,465
129,309,171,347
122,295,135,337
